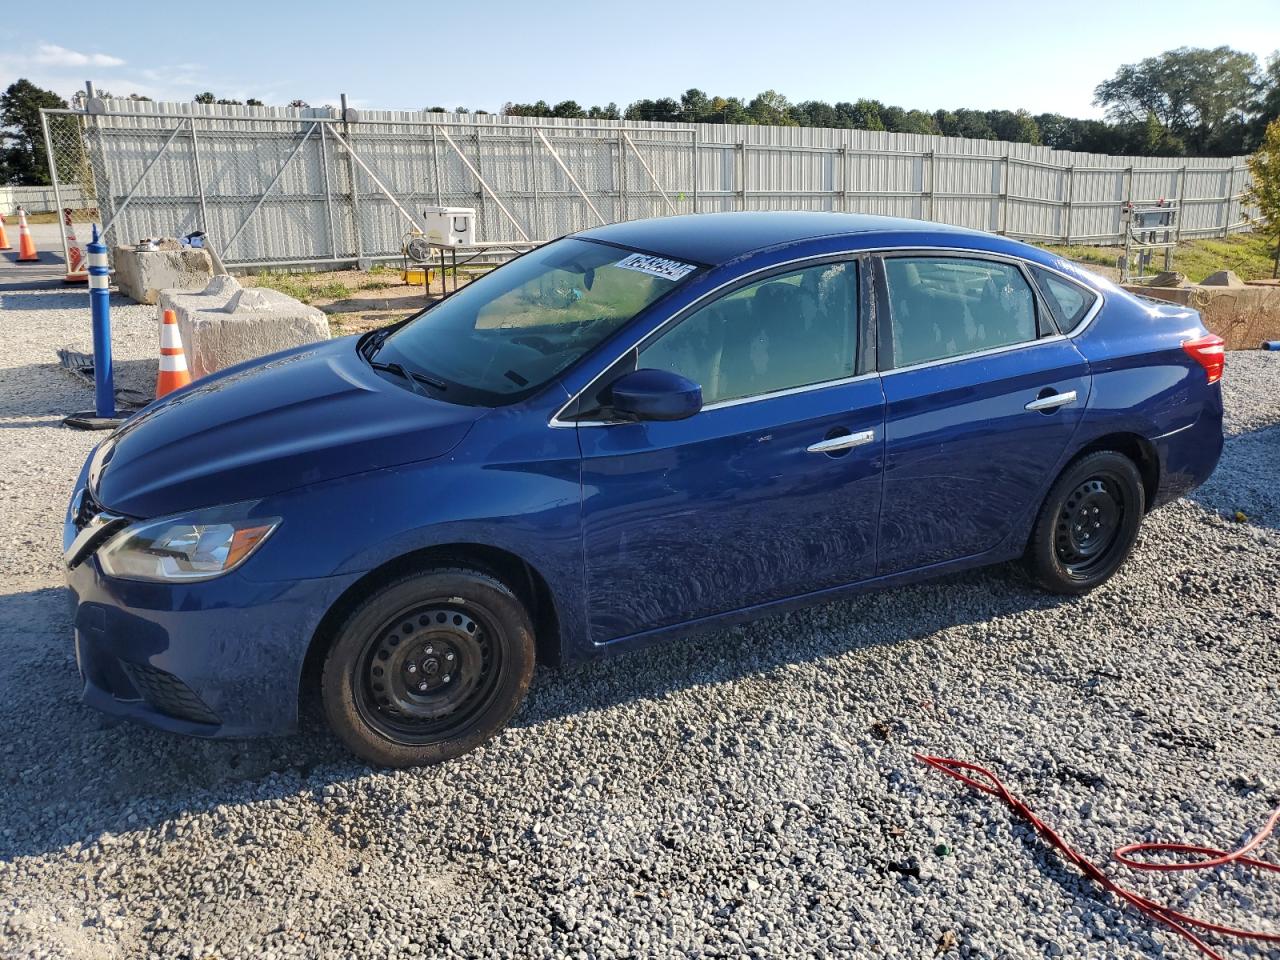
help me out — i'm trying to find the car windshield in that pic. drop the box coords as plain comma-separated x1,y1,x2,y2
368,238,700,405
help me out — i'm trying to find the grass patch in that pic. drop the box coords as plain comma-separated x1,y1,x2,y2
1041,244,1118,268
1171,233,1277,283
252,270,314,302
313,280,353,301
1043,233,1279,283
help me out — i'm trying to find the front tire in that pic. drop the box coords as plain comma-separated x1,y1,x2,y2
1024,450,1146,595
321,567,535,767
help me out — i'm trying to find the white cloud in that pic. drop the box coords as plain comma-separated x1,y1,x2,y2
33,44,125,68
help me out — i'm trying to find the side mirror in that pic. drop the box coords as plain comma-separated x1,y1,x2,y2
608,368,702,422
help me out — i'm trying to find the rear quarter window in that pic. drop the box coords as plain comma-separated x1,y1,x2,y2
1030,266,1098,331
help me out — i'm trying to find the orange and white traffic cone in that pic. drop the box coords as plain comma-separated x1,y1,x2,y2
16,207,39,262
0,211,11,251
62,208,87,283
156,309,193,398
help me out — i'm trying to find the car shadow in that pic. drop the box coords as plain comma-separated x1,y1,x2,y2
1188,421,1280,532
0,565,1066,864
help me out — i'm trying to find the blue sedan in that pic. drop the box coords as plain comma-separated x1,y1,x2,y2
64,212,1224,766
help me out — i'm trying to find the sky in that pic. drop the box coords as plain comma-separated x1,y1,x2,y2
2,0,1279,119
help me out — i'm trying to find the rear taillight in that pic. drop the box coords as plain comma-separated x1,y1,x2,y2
1182,334,1224,384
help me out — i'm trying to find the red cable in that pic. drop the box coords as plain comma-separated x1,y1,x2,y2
915,754,1280,960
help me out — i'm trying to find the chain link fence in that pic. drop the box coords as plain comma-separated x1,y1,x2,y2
40,102,1256,271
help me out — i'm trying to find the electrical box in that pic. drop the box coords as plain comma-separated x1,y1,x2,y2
421,206,476,246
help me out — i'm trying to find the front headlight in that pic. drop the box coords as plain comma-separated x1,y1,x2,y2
97,511,280,582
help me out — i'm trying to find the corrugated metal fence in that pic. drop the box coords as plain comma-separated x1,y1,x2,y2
0,184,88,213
39,99,1256,269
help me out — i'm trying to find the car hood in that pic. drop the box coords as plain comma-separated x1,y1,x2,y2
92,337,487,518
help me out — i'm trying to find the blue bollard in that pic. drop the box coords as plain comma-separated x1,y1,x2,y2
87,226,115,419
1263,341,1280,351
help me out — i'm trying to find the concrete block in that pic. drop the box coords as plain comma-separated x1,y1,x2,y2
157,274,328,380
1200,269,1246,288
113,239,213,304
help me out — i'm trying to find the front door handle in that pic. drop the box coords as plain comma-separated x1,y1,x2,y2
807,429,876,454
1025,389,1078,412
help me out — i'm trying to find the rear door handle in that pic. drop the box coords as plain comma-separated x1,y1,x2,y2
1025,389,1077,412
807,429,876,454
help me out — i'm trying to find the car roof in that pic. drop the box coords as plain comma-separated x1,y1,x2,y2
576,211,991,266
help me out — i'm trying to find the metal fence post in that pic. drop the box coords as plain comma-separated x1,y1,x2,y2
38,109,72,267
839,145,849,212
1221,167,1235,237
1123,165,1134,244
923,150,934,221
431,126,443,206
691,129,699,214
319,123,338,259
617,128,626,222
473,128,487,237
1063,165,1074,244
341,94,363,265
189,120,208,235
736,141,745,211
999,154,1010,234
528,127,540,238
1174,164,1186,244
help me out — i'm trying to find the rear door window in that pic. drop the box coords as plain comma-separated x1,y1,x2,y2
883,256,1039,368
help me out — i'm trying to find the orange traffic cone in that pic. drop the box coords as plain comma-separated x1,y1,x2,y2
156,309,193,398
0,211,10,251
16,208,38,262
62,209,87,283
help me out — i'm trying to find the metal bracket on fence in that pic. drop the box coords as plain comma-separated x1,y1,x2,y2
222,122,321,255
621,131,677,216
534,128,607,227
100,119,190,238
433,124,530,241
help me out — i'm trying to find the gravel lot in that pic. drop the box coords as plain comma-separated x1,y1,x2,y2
1,286,1278,960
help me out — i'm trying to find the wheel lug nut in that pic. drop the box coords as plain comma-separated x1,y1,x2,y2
425,645,434,654
418,681,429,692
442,674,452,683
446,652,455,661
406,663,417,673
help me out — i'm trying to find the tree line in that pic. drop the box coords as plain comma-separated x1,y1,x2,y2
4,46,1279,185
497,47,1279,158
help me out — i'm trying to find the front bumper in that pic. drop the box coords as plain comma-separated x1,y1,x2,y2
64,474,360,738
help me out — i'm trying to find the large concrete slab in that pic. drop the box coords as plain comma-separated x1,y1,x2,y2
157,275,328,380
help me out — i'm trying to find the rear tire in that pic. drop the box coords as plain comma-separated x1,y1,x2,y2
321,567,535,768
1024,450,1145,595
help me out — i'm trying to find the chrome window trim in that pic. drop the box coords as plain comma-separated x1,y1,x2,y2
549,243,1106,428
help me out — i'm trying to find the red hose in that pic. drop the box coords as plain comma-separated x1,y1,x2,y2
915,754,1280,959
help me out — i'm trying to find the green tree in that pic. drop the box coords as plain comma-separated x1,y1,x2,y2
586,102,620,120
746,90,796,126
1245,117,1280,276
679,88,711,123
0,79,68,185
503,100,553,117
246,98,264,107
194,92,216,104
1094,46,1261,155
552,100,586,119
625,97,681,122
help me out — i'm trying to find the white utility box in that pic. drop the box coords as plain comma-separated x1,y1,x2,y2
421,206,476,246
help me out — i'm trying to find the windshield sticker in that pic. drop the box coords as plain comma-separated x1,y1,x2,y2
614,252,697,282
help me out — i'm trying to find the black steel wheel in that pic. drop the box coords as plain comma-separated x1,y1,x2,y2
1025,450,1145,595
322,567,535,767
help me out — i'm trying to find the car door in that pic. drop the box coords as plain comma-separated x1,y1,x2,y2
570,257,886,644
874,252,1092,575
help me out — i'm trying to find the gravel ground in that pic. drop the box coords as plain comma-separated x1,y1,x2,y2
1,286,1278,960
